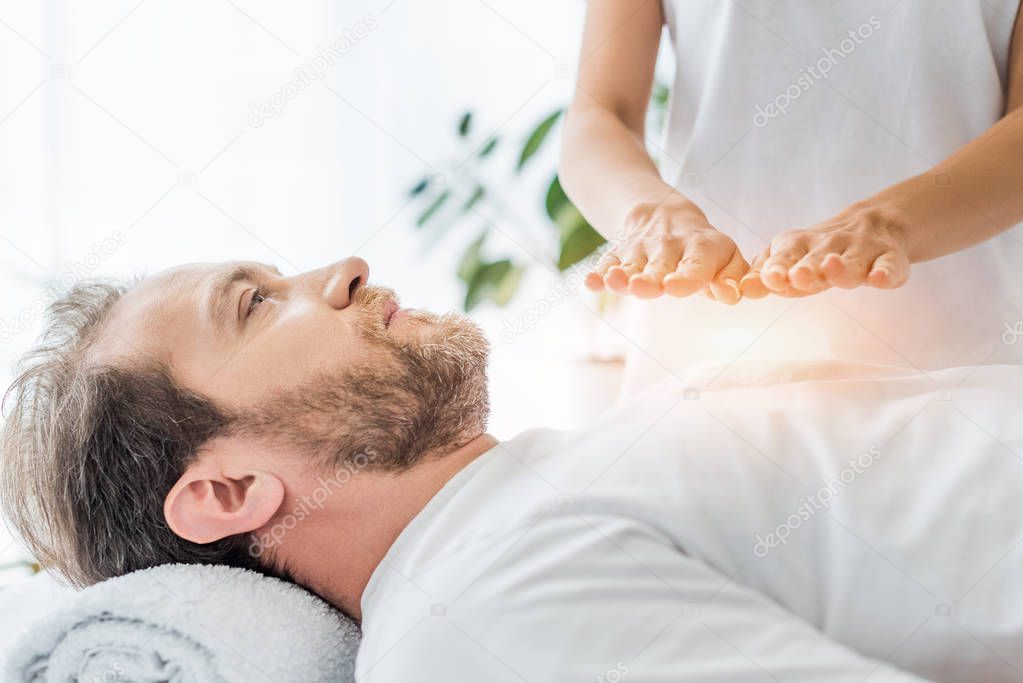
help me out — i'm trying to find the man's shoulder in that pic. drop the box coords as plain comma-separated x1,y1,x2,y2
359,433,569,614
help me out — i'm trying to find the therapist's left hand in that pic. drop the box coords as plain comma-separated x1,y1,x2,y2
739,208,911,298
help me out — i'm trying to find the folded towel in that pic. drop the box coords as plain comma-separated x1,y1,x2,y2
6,563,361,683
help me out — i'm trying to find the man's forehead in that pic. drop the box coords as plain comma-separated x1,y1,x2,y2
119,262,215,323
89,262,245,364
125,259,276,314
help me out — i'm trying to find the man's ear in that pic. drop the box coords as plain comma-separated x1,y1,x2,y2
164,438,285,544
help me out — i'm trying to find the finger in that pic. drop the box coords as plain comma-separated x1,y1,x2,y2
789,248,835,294
629,259,676,299
708,247,747,305
761,245,808,291
585,251,620,291
739,247,771,299
664,258,713,297
820,253,845,282
826,247,875,289
743,275,807,299
605,257,647,294
629,237,683,299
739,272,770,299
663,239,720,298
867,250,910,289
586,251,620,291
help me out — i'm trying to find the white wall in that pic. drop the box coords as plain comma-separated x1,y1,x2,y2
0,0,645,575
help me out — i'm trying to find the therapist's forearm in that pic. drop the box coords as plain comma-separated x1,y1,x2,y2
559,100,748,303
558,103,700,240
855,106,1023,264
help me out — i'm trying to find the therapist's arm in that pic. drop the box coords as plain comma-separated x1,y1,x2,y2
559,0,747,304
742,6,1023,298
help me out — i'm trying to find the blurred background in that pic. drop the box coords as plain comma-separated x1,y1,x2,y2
0,1,676,587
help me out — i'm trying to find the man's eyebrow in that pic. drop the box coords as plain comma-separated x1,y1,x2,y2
208,263,280,334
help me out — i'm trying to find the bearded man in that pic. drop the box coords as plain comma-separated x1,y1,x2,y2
3,257,1022,682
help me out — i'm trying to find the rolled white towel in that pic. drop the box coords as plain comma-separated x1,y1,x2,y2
6,563,360,682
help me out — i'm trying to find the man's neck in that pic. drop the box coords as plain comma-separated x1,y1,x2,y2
277,432,499,619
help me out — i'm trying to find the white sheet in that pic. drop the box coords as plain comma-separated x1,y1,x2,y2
357,362,1023,681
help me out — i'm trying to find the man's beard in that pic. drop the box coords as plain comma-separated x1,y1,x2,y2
230,285,490,471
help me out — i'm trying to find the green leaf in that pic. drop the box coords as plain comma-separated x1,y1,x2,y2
652,82,670,110
461,185,485,212
457,230,488,283
544,175,570,222
491,263,523,306
458,111,473,137
462,268,484,310
517,109,563,171
553,202,585,240
558,225,605,271
415,190,450,228
556,212,606,271
464,259,512,311
409,177,430,197
477,137,499,157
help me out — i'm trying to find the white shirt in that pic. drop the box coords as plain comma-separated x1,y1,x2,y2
355,362,1023,682
620,0,1023,395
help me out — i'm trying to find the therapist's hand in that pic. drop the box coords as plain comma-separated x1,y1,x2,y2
585,199,748,304
740,208,911,298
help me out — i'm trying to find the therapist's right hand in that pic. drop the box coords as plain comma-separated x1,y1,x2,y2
585,199,748,304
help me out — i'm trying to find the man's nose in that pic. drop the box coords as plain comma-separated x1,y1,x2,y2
322,257,370,310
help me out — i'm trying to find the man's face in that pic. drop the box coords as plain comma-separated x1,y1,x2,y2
92,257,491,468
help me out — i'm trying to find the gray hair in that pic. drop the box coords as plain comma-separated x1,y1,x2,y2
0,280,275,586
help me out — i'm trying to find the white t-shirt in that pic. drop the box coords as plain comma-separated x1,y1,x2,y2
356,363,1023,682
620,0,1023,395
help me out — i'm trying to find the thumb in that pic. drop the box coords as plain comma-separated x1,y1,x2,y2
708,247,749,305
738,246,772,300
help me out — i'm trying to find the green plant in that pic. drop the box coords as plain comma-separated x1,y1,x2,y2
409,84,669,311
0,558,40,578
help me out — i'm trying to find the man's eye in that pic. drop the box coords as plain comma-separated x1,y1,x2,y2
247,287,268,316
